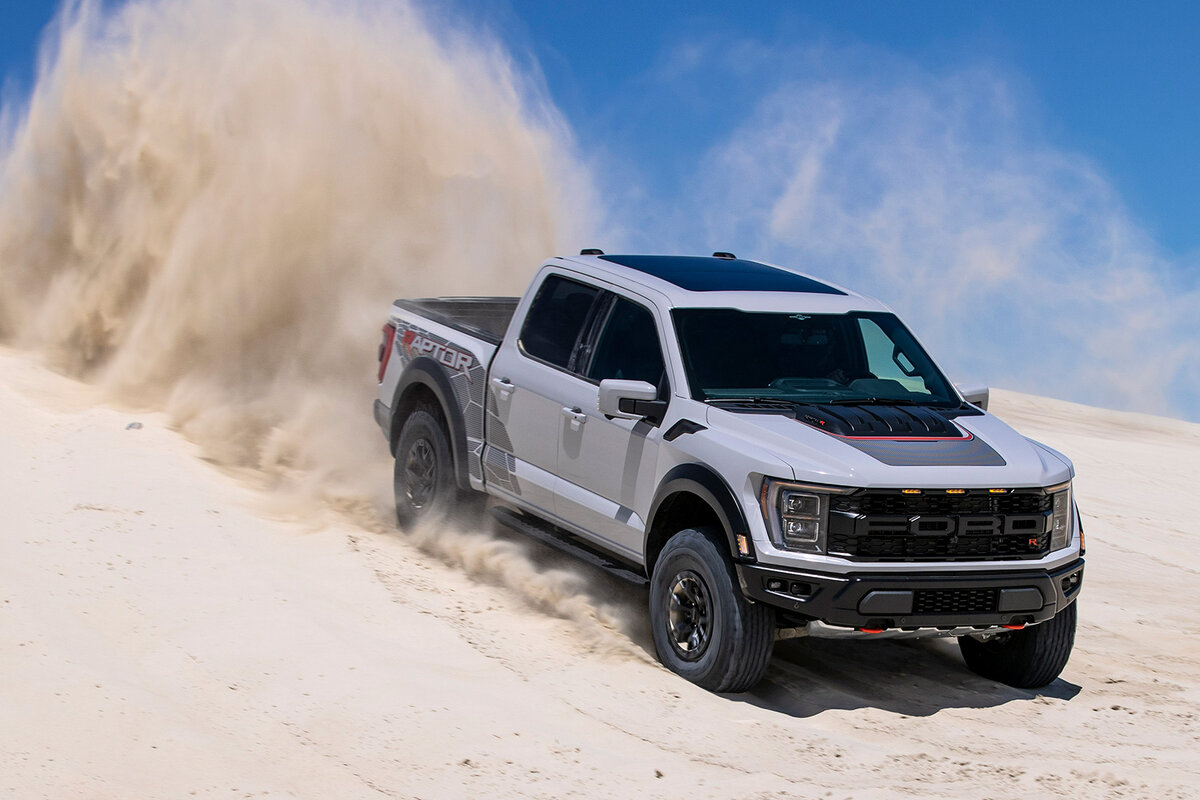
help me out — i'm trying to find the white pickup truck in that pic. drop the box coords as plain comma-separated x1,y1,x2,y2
374,252,1084,692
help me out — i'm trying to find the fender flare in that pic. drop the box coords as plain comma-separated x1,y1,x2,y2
390,357,471,491
645,463,756,570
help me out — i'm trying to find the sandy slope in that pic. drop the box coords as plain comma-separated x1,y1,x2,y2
2,349,1198,799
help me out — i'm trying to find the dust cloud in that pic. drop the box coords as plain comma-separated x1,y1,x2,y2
404,516,644,655
0,0,615,625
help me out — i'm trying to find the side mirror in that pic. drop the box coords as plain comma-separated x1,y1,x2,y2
598,379,665,423
955,382,989,411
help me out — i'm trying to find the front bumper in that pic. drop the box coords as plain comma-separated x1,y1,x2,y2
737,557,1084,629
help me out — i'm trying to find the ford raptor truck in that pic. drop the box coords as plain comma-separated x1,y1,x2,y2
373,252,1084,693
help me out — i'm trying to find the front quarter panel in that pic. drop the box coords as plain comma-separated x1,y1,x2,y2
654,400,793,552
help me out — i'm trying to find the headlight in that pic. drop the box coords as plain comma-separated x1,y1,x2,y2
1048,482,1073,550
760,479,831,554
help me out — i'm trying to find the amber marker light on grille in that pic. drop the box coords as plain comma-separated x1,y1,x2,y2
901,489,921,495
989,488,1008,494
946,489,967,495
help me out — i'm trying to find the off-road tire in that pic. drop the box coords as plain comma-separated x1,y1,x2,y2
393,406,456,529
959,602,1077,688
649,528,775,693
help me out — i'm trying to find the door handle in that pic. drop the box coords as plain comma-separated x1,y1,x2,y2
490,377,514,398
561,406,588,428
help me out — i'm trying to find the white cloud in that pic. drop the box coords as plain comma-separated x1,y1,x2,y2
682,63,1200,419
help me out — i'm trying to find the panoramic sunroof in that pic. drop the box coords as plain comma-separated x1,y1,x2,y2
597,255,845,294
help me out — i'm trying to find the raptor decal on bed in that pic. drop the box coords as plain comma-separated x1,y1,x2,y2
401,328,475,377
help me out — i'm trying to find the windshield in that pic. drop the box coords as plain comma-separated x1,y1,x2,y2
671,308,960,407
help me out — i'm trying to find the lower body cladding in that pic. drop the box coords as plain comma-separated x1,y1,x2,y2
737,558,1084,638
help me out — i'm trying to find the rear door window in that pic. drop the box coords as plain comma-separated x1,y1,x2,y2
518,275,601,370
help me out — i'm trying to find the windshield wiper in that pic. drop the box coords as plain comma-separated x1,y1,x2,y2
708,397,796,407
825,397,920,406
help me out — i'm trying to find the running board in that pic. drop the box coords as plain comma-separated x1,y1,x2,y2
488,505,649,587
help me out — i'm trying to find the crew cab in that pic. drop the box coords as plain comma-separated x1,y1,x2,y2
374,252,1083,692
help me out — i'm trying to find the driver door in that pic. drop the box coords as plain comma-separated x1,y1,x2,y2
555,293,668,560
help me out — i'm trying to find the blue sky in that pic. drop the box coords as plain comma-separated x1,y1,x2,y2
436,0,1200,417
441,0,1200,258
4,2,1198,254
2,0,1198,417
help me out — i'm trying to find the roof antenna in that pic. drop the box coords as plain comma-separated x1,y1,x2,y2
580,248,604,255
712,251,736,260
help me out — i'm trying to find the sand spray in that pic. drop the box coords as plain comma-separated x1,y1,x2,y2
0,0,632,638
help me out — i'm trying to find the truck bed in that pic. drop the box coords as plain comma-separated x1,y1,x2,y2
392,297,519,346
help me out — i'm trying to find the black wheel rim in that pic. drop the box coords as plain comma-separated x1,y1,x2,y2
403,438,437,509
667,570,712,661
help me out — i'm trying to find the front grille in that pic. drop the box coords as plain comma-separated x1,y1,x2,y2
828,489,1052,562
913,588,998,615
828,530,1050,560
831,491,1051,516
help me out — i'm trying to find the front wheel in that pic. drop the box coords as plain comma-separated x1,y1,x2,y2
958,602,1077,688
649,528,775,692
393,406,456,529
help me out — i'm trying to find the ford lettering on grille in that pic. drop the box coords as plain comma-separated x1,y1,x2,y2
829,509,1053,560
904,514,1047,536
856,513,1047,537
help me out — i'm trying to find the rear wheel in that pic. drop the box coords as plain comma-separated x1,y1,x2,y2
393,407,456,528
958,602,1077,688
649,528,775,692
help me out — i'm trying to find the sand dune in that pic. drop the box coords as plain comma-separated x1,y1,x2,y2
2,349,1198,799
2,3,1197,797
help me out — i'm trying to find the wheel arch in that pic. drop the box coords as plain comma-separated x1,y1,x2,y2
645,464,756,576
390,358,471,491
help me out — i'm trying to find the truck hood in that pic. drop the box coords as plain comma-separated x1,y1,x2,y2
702,404,1074,488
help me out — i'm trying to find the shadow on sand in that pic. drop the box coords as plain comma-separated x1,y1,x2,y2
483,516,1082,718
736,636,1082,718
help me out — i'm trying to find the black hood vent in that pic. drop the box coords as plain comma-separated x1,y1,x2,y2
792,403,966,439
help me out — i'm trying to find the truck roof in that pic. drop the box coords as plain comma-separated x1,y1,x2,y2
550,253,890,314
